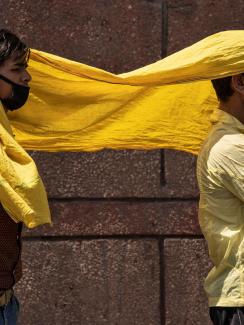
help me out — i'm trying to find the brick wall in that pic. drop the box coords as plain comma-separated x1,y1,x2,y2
0,1,243,324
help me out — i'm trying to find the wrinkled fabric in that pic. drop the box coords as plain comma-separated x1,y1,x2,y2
0,30,244,229
0,104,51,228
8,30,244,154
197,110,244,307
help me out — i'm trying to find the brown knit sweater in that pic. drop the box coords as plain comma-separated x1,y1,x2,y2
0,204,22,289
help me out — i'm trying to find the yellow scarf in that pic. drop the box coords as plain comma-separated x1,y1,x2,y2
0,30,243,228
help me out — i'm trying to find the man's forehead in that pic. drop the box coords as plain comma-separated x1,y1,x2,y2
4,52,28,66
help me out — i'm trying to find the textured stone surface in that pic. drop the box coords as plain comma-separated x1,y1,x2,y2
30,150,199,198
0,0,162,73
15,239,160,325
23,200,200,237
163,150,198,197
164,239,213,325
167,0,244,54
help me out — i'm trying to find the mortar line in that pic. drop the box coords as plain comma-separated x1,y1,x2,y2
161,0,168,58
48,197,199,202
159,237,166,325
22,234,204,241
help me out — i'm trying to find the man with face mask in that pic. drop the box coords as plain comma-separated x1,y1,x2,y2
0,29,31,324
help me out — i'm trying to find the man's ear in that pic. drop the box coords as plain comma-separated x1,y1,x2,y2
231,74,244,95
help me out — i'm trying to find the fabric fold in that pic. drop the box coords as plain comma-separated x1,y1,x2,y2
0,106,51,228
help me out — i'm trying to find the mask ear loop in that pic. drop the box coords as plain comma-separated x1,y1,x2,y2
0,75,29,90
0,74,15,86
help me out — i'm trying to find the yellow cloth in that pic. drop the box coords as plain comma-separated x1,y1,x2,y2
0,104,51,228
8,30,244,155
0,30,243,229
197,110,244,307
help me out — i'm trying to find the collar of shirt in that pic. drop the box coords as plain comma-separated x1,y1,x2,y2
210,109,244,133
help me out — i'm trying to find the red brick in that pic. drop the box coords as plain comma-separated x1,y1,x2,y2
164,239,213,325
0,0,163,73
15,239,160,325
167,0,244,54
30,150,199,199
23,200,201,237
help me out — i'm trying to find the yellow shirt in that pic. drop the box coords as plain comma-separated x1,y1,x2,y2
197,110,244,307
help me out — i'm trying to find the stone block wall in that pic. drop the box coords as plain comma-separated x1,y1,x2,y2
0,1,243,324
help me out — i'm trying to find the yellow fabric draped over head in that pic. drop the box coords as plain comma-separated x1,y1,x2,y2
0,30,243,228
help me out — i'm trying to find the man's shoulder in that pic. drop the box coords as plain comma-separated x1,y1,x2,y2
199,124,244,168
203,120,243,153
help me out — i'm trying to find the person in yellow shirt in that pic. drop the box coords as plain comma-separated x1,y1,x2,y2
197,73,244,324
0,29,31,325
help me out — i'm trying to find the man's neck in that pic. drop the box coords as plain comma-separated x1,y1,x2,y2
219,98,244,125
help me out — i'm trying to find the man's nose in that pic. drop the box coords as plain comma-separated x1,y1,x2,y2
22,70,32,84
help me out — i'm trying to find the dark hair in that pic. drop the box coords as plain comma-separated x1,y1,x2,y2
211,76,234,102
0,29,29,65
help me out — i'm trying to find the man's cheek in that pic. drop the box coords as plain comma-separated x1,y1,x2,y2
0,83,12,99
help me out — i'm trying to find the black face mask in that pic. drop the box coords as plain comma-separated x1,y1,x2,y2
0,74,30,111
